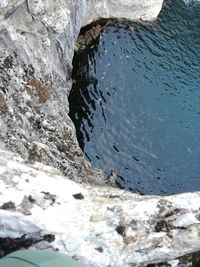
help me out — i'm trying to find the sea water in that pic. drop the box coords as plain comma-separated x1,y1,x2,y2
69,0,200,195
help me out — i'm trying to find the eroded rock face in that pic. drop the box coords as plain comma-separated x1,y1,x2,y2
1,151,200,267
0,0,164,180
0,0,164,184
84,0,164,25
0,0,106,186
5,0,200,267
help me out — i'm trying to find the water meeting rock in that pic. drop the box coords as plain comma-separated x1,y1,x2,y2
2,0,200,266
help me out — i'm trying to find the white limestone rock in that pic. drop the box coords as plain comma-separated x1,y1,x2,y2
0,0,24,22
27,0,49,15
0,0,164,189
42,6,71,33
82,0,164,25
3,0,200,267
1,151,200,267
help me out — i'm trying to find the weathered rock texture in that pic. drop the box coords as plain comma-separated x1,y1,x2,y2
0,0,164,185
1,151,200,267
3,0,200,267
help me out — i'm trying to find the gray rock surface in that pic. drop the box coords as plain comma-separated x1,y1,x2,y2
84,0,164,25
0,0,104,186
2,0,200,267
0,0,164,186
0,0,164,183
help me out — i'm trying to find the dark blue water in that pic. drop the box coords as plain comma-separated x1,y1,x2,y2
69,0,200,195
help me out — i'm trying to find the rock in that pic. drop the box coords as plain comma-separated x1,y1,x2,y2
84,0,164,25
0,0,164,187
1,151,200,267
4,0,200,267
0,0,24,22
0,0,106,186
27,0,48,15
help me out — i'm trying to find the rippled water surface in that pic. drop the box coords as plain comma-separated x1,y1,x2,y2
69,0,200,195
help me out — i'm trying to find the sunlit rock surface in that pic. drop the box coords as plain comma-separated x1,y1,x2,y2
2,0,200,266
0,0,164,188
1,151,200,267
84,0,164,25
0,0,105,186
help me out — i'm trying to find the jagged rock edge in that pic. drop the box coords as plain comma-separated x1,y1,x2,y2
1,0,200,267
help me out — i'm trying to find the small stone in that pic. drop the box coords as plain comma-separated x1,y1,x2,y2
95,247,103,253
115,225,126,236
73,193,84,200
28,195,36,204
0,201,16,211
123,235,137,245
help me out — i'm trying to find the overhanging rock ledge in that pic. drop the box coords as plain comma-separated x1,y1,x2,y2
1,0,200,267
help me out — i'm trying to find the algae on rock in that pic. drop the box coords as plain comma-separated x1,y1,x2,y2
4,1,200,267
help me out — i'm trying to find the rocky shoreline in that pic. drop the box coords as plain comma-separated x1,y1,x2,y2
1,150,200,267
1,0,200,266
0,0,164,185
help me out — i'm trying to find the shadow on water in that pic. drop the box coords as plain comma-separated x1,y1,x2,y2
69,0,200,195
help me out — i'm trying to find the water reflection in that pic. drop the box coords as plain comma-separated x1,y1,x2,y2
69,0,200,195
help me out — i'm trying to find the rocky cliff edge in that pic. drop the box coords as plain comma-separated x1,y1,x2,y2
2,1,200,267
